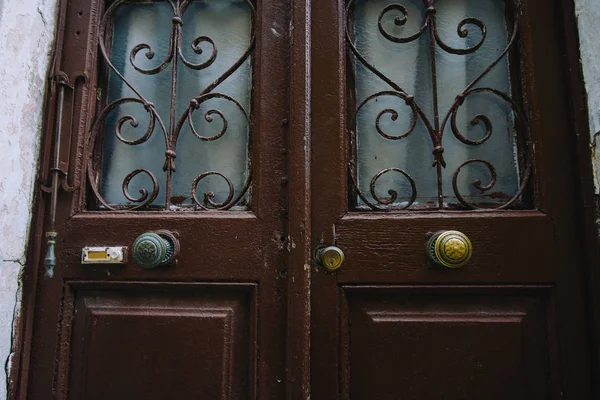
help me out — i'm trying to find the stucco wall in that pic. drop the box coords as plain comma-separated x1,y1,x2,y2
575,0,600,193
0,0,57,396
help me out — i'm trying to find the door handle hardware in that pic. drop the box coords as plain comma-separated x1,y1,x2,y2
41,70,88,278
132,230,180,269
315,246,345,272
425,230,472,269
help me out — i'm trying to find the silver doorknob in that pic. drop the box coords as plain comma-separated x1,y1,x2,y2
132,230,179,269
315,246,345,272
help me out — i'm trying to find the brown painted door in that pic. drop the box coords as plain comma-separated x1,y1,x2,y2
16,0,594,399
311,0,592,399
18,0,290,399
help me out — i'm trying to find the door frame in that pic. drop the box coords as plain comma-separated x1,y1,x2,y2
7,0,600,398
559,0,600,395
286,0,312,397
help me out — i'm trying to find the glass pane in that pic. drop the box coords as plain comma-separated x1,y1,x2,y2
101,2,172,208
95,0,253,210
351,0,527,210
174,1,252,207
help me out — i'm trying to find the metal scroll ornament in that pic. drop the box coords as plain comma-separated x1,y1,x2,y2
86,0,255,211
347,0,532,210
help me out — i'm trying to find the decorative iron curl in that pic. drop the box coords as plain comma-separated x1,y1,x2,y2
186,93,250,141
356,91,419,140
442,86,525,146
178,36,218,70
433,17,487,55
86,97,168,210
112,103,159,146
129,41,174,75
377,3,428,43
369,168,417,209
452,158,496,197
191,170,251,210
446,88,513,146
122,169,160,206
451,142,533,210
92,97,166,147
87,166,161,211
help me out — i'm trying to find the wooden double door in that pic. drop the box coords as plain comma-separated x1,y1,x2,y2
15,0,595,398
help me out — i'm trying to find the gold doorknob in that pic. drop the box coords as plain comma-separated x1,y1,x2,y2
426,230,472,269
316,246,345,272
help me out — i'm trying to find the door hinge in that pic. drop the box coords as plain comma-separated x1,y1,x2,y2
41,70,88,278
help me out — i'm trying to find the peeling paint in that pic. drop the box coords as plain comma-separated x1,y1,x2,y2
271,230,285,250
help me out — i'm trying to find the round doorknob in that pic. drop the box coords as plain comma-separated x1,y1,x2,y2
426,230,472,269
316,246,345,272
132,230,179,269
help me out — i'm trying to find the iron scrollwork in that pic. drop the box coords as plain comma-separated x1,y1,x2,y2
347,0,532,210
86,0,255,210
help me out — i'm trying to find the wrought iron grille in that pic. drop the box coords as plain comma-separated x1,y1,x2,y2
86,0,255,211
347,0,532,210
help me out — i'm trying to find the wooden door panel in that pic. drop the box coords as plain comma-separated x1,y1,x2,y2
310,0,592,397
341,286,557,400
19,0,290,398
63,282,255,400
60,213,263,280
336,211,556,283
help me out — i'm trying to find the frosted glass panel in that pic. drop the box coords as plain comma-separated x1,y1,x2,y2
351,0,528,210
96,0,253,210
101,2,172,208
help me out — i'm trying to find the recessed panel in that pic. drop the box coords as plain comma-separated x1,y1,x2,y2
66,283,255,400
335,212,556,283
344,287,554,400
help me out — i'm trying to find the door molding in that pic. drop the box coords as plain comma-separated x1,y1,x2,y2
286,0,312,398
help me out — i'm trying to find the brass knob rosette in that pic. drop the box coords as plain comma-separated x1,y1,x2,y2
426,230,472,269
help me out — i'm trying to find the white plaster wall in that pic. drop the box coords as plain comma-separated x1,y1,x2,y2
0,0,57,396
575,0,600,191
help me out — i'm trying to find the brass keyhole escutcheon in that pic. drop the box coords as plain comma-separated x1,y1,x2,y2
316,246,345,272
426,230,472,269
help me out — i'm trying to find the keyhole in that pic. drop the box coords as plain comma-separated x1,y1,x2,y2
318,247,344,271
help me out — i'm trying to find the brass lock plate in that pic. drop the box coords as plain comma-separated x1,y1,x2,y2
316,246,345,272
82,247,127,264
